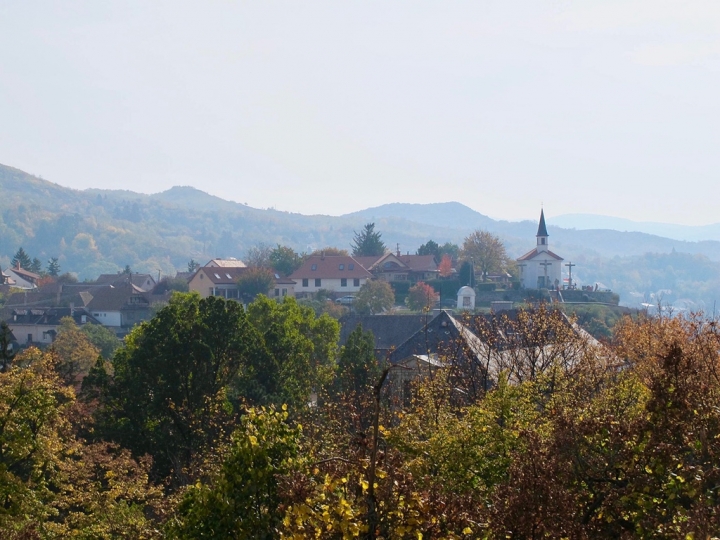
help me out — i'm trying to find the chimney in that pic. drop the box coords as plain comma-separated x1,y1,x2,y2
69,303,74,317
16,261,20,270
396,243,400,257
321,251,325,260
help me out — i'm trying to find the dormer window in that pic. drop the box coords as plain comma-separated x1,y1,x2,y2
348,264,354,270
311,264,317,271
339,264,344,270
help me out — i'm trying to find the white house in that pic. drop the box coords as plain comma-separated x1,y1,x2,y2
290,254,372,296
516,209,563,289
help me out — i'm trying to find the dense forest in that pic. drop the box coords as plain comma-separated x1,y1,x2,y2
2,163,720,308
1,293,719,538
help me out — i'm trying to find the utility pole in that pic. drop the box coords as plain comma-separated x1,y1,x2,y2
565,261,575,289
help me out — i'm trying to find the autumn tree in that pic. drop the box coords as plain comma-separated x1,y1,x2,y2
351,223,386,257
460,230,510,281
0,320,16,372
81,322,121,359
406,281,438,311
354,280,394,315
51,317,101,386
438,253,453,277
167,407,301,539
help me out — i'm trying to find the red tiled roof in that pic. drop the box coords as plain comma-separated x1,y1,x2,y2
516,249,563,262
290,255,372,280
397,255,438,272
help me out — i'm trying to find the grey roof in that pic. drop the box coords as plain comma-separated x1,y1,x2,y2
86,284,150,312
339,314,430,353
6,306,101,327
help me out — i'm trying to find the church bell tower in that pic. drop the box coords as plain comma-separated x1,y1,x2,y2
536,209,549,252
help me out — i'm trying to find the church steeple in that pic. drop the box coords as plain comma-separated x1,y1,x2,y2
536,209,549,251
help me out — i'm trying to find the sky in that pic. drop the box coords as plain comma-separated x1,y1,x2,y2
1,1,720,224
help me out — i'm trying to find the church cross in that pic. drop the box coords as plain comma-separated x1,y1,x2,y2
565,261,576,289
539,261,552,288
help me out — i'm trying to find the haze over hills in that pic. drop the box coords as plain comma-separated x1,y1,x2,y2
1,162,720,310
550,214,720,243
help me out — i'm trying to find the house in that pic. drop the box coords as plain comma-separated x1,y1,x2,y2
94,272,157,292
188,267,248,299
516,209,563,289
290,255,372,296
6,307,101,346
355,253,439,283
3,264,40,290
188,266,295,300
86,283,154,333
339,313,430,360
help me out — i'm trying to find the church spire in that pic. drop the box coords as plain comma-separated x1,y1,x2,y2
536,209,548,237
536,209,549,251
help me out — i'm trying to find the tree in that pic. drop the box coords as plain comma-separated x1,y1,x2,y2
122,264,132,275
242,296,340,407
30,257,42,274
245,243,272,268
0,349,161,536
335,324,379,397
438,254,453,277
460,230,510,282
51,317,101,386
88,293,262,483
153,276,190,294
47,257,61,276
458,260,474,287
406,281,438,311
354,280,394,315
237,267,275,302
81,323,121,359
166,407,301,539
269,244,304,276
0,321,15,372
11,247,31,269
439,241,460,261
417,240,440,260
187,259,200,273
351,223,386,257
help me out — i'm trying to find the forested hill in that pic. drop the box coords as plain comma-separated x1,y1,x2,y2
2,162,720,309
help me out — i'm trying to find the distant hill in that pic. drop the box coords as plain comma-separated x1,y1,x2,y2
550,213,720,243
2,162,720,310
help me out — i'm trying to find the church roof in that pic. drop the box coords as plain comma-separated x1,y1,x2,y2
536,209,548,237
516,248,564,262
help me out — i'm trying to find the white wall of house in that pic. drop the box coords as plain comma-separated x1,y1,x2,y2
294,277,368,294
9,324,56,345
91,311,122,327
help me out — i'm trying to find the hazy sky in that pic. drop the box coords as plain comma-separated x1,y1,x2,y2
1,1,719,224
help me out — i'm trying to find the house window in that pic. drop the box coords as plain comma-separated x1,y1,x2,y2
315,278,321,287
282,288,287,296
339,264,344,270
341,278,347,287
302,278,309,287
274,288,280,297
311,264,317,271
353,278,360,287
348,264,354,270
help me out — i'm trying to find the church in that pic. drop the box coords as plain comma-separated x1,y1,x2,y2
516,210,564,289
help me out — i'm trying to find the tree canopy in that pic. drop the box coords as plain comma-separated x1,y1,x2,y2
460,230,510,281
354,280,395,315
351,223,386,257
